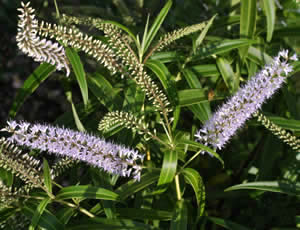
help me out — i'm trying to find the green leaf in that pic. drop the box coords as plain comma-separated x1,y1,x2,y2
116,208,172,220
29,197,52,230
23,204,64,230
66,217,153,230
261,0,276,42
66,47,88,106
177,89,206,106
87,73,123,111
190,64,220,77
178,89,222,107
273,26,300,37
182,168,205,216
43,158,52,194
195,14,217,50
57,208,75,225
225,181,300,196
178,139,224,167
182,69,211,122
116,171,160,200
192,39,257,61
143,0,172,55
239,0,256,59
122,81,145,113
268,116,300,132
56,185,119,201
156,150,178,193
170,200,188,230
145,59,177,103
55,98,99,128
247,46,273,65
150,51,178,63
216,57,239,93
182,68,202,88
65,91,85,132
9,63,55,117
207,217,251,230
214,15,240,28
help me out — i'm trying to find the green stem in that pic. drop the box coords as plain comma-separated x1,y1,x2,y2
175,175,181,201
53,0,60,19
55,199,95,218
180,150,202,172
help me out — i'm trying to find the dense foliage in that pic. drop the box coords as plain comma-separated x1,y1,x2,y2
0,0,300,229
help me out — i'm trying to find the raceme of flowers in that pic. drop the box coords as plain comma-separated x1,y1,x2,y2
195,50,298,154
17,2,171,114
16,2,70,76
2,120,145,181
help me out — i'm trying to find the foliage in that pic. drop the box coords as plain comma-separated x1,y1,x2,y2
0,0,300,229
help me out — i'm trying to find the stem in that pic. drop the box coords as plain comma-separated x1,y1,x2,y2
163,112,173,145
175,174,181,201
55,200,96,218
180,150,202,171
53,0,60,19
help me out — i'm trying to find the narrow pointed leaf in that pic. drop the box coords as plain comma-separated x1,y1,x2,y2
23,205,64,230
145,59,177,103
65,91,85,132
216,57,239,93
268,116,300,131
87,73,123,110
225,181,300,196
247,46,273,65
195,14,217,49
182,69,211,122
262,0,276,42
178,89,223,107
208,217,251,230
179,139,224,167
9,63,55,117
182,168,205,216
239,0,256,58
43,158,52,193
156,150,178,193
116,208,172,220
192,39,257,61
190,64,220,77
66,217,153,230
144,0,172,53
57,208,75,225
66,47,88,106
116,171,160,200
150,51,178,63
29,197,52,230
56,185,119,201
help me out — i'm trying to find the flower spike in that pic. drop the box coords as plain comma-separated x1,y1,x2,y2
2,120,144,181
195,50,297,154
16,2,70,76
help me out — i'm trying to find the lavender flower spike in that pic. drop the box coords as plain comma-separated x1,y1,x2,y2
2,120,144,181
195,50,298,154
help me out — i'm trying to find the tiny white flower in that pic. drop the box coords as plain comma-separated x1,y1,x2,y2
290,53,298,61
